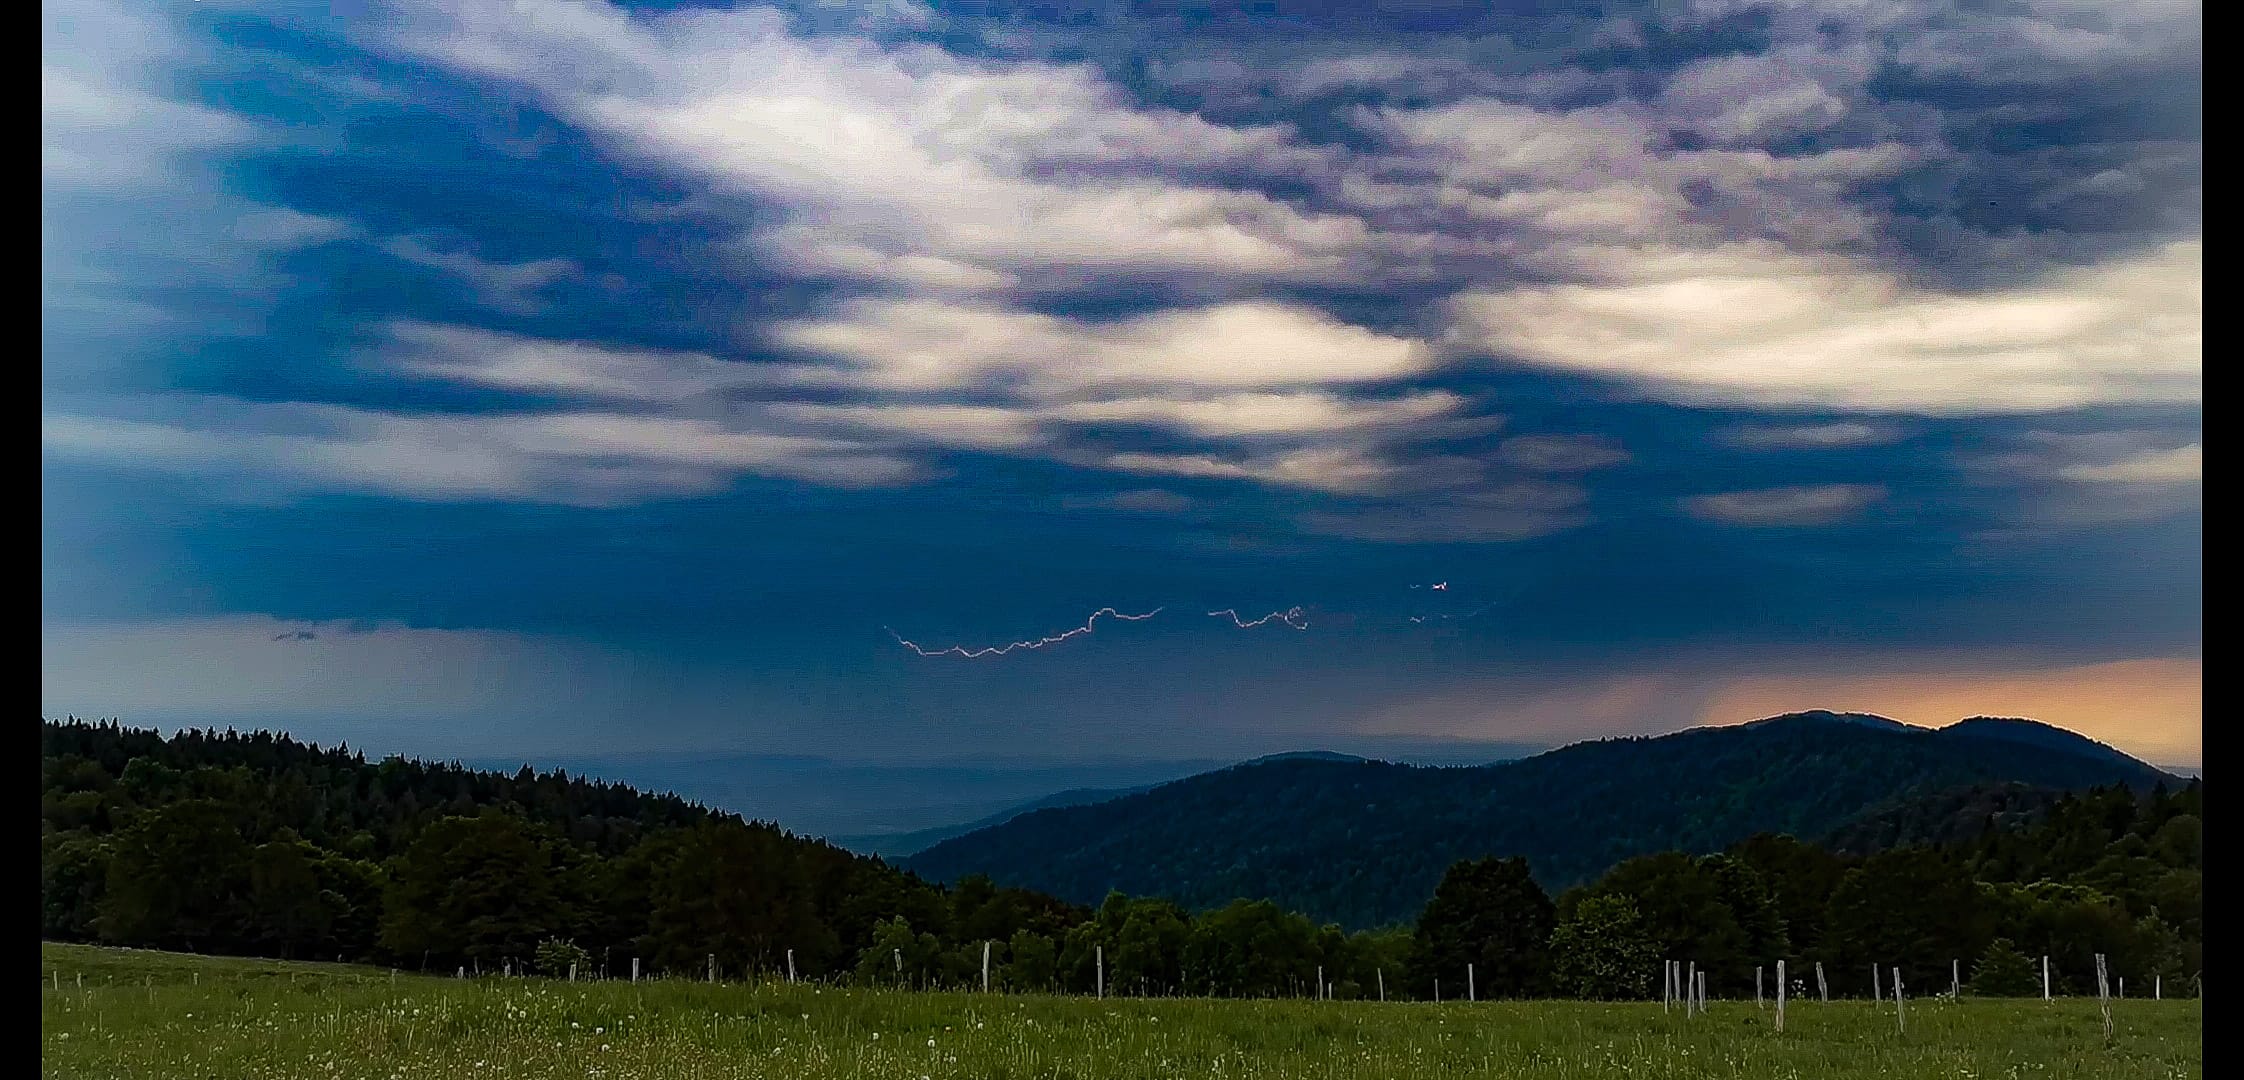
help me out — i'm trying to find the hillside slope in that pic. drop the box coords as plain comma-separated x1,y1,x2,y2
905,714,2175,928
831,784,1149,858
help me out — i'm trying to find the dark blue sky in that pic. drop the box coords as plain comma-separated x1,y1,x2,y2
44,0,2201,810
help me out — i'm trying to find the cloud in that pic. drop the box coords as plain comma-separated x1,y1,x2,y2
43,0,353,359
1452,241,2200,414
2061,443,2200,486
1724,421,1909,450
769,299,1434,394
41,402,920,504
1686,483,1888,527
380,236,579,314
1491,435,1630,472
40,0,2202,548
377,0,1387,293
1298,481,1588,542
1050,390,1463,439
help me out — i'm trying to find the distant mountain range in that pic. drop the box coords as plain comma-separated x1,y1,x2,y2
832,784,1153,858
904,713,2178,929
834,753,1380,858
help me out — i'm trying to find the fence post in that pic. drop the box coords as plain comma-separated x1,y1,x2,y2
1096,946,1104,1000
569,963,577,983
1377,968,1385,1002
1893,968,1905,1034
982,942,991,993
1757,966,1764,1008
2043,956,2051,1001
1467,963,1475,1002
630,957,639,983
2096,954,2113,1040
1816,961,1827,1003
787,949,796,984
1776,960,1787,1033
708,954,716,984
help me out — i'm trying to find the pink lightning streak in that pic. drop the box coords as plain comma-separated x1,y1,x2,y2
887,607,1164,658
1207,606,1309,630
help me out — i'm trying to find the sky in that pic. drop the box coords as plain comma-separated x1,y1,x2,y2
43,0,2202,831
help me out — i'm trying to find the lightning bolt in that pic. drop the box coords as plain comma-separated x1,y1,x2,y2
1409,581,1450,591
888,607,1164,658
1208,606,1309,630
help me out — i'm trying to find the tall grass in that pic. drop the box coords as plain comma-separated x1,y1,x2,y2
42,943,2200,1079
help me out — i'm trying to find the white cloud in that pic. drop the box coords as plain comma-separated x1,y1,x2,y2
1076,446,1411,495
1053,390,1462,439
42,0,353,353
1452,240,2201,414
770,298,1434,394
1686,483,1888,526
380,237,579,314
385,322,781,403
42,402,920,504
2061,443,2200,485
379,0,1384,293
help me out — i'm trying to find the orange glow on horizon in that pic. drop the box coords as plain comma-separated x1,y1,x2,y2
1698,657,2202,768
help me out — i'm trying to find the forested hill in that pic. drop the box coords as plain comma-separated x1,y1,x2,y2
905,712,2177,928
41,719,1082,977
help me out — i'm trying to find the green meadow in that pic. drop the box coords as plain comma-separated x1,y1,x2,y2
41,942,2199,1079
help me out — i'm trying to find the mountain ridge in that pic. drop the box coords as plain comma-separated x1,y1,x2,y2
830,783,1150,857
904,714,2175,928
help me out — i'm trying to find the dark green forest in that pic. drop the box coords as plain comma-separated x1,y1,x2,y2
42,719,2200,1000
905,712,2176,928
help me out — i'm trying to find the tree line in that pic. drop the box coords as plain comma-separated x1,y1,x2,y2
41,720,2199,999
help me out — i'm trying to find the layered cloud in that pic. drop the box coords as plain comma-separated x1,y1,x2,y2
41,0,2199,541
1686,483,1889,527
1452,241,2201,414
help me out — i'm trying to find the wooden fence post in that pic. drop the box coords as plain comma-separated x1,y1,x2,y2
1776,960,1787,1033
2096,953,2113,1040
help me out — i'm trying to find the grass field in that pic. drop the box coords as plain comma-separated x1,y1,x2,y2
41,943,2200,1079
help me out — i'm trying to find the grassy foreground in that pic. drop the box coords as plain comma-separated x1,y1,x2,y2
42,943,2199,1079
